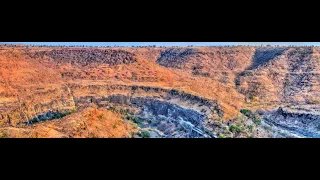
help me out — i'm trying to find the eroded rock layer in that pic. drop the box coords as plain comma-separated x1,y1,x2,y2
1,45,320,138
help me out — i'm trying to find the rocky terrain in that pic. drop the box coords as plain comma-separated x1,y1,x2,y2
1,45,320,138
26,49,137,66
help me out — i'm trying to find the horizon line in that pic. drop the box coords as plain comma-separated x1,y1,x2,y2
2,42,320,47
2,43,320,48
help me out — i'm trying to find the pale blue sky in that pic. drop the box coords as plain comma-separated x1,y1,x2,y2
2,42,320,46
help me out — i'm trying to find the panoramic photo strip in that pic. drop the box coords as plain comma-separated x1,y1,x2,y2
0,42,319,138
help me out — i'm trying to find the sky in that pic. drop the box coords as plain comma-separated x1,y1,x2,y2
2,42,320,46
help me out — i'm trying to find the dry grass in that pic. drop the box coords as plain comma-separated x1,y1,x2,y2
0,47,248,123
0,106,138,138
3,46,318,135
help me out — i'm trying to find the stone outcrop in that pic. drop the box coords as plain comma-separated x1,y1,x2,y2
263,106,320,137
0,98,76,126
72,84,223,118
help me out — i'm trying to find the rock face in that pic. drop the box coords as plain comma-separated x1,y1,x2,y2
137,98,205,126
73,84,223,118
0,86,76,127
24,109,75,125
139,99,209,138
73,85,223,138
124,97,212,138
263,106,320,137
0,98,76,127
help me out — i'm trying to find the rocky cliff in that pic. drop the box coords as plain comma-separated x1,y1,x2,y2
1,45,320,138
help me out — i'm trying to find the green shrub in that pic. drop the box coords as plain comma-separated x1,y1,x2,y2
240,109,261,125
235,79,241,86
119,109,128,115
141,131,150,138
125,115,135,121
133,117,144,126
252,114,261,125
240,109,252,117
98,114,103,120
70,108,77,114
229,124,244,134
108,107,116,112
52,113,62,119
64,109,76,116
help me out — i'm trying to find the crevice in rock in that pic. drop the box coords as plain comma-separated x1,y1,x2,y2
23,109,76,125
